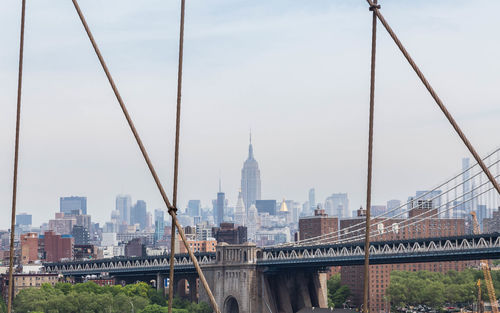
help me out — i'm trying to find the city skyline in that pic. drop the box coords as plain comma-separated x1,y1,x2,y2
2,1,500,229
0,149,496,229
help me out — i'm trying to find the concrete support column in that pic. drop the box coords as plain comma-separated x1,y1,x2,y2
277,275,293,313
262,275,278,313
312,272,328,308
176,279,188,299
188,277,198,303
296,272,312,310
156,273,165,295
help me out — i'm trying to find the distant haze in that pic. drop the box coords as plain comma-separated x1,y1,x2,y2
1,0,500,228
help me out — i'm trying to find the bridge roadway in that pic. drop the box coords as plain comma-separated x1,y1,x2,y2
44,233,500,277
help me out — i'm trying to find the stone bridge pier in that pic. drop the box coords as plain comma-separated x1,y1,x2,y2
199,243,328,313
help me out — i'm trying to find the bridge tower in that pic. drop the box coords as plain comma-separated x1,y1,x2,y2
199,243,329,313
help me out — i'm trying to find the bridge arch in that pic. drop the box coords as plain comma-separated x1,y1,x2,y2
224,296,239,313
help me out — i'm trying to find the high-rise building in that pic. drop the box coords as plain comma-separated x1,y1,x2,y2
386,199,402,218
75,214,92,232
484,207,500,233
131,200,147,230
247,204,259,242
49,213,76,235
462,158,472,218
324,193,349,217
16,213,32,226
71,225,90,245
309,188,316,213
255,200,277,215
241,134,261,209
60,196,87,215
187,200,201,217
42,231,74,262
116,195,132,225
216,191,225,227
154,209,165,243
476,204,488,231
234,190,246,226
370,205,387,217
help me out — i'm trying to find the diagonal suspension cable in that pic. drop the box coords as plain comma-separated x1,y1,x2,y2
70,1,220,312
7,0,27,312
366,0,500,197
314,173,499,247
277,149,500,248
363,1,379,311
168,0,185,312
295,154,500,247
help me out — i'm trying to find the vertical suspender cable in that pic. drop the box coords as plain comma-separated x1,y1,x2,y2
363,1,378,312
7,0,27,312
365,0,500,198
70,1,220,312
168,0,185,312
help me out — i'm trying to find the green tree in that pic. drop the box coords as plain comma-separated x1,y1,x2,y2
139,304,168,313
327,273,351,308
386,269,500,309
0,297,7,313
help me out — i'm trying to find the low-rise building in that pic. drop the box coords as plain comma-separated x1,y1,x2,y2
1,273,59,301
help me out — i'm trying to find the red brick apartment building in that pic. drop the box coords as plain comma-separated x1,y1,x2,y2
340,208,469,313
299,205,471,313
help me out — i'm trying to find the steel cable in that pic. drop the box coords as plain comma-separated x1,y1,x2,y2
168,1,185,312
366,0,500,198
363,2,378,311
7,0,26,312
70,1,220,311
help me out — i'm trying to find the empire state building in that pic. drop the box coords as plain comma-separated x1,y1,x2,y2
241,135,261,209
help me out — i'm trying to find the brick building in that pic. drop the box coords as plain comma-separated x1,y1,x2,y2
340,208,469,312
125,238,146,257
298,208,338,241
182,239,217,253
42,231,74,262
20,233,38,264
213,223,247,244
484,208,500,233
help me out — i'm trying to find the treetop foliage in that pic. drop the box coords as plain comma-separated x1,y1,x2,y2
387,269,500,308
12,282,212,313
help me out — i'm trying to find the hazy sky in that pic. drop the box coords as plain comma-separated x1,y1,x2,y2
1,0,500,229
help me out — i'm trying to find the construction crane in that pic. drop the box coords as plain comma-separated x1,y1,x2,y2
471,212,498,313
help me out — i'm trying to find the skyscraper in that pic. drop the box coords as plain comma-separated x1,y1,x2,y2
60,196,87,215
116,195,132,225
154,209,165,243
216,192,225,227
16,213,32,226
131,200,147,230
324,193,349,218
386,199,402,218
308,188,316,213
215,178,225,226
241,134,261,209
234,190,246,226
187,200,201,217
462,157,473,218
